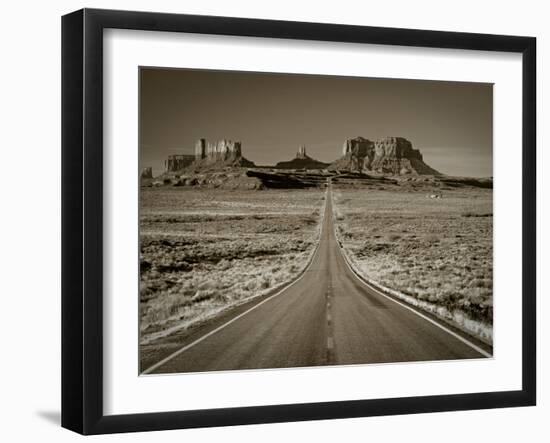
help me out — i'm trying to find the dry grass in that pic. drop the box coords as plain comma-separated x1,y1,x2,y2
139,187,324,343
332,187,493,327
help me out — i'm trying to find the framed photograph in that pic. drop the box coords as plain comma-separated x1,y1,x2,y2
61,8,536,435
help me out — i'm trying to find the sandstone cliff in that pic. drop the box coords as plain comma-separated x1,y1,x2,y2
329,137,374,171
140,167,153,179
275,145,329,170
193,138,255,168
329,136,440,175
165,155,195,172
370,137,440,175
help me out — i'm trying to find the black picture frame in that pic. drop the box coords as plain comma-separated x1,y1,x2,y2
61,8,536,435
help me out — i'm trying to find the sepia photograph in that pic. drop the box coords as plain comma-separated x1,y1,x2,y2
138,67,494,375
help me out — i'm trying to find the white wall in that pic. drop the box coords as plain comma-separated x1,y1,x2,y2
0,0,546,441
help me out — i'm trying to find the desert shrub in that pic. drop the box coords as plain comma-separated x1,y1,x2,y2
197,280,215,291
370,243,391,252
191,289,215,303
217,259,231,270
140,259,152,273
425,234,440,243
244,279,257,291
469,278,485,288
462,212,493,218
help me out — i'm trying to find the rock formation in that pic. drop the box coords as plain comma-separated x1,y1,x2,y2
165,155,195,172
275,145,329,169
193,138,255,168
296,144,307,159
329,136,440,175
140,167,153,179
329,137,374,171
369,137,440,175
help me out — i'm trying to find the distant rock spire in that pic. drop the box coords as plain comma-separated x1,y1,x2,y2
275,145,328,169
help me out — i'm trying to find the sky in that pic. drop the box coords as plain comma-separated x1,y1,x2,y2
140,68,493,177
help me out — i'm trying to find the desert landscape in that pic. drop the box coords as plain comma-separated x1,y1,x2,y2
140,187,325,344
139,69,493,373
139,136,493,373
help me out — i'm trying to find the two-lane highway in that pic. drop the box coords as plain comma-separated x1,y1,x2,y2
143,184,489,374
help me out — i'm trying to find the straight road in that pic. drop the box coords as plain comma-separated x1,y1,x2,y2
144,184,489,374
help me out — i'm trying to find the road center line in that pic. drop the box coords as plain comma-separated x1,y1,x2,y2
326,277,335,363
